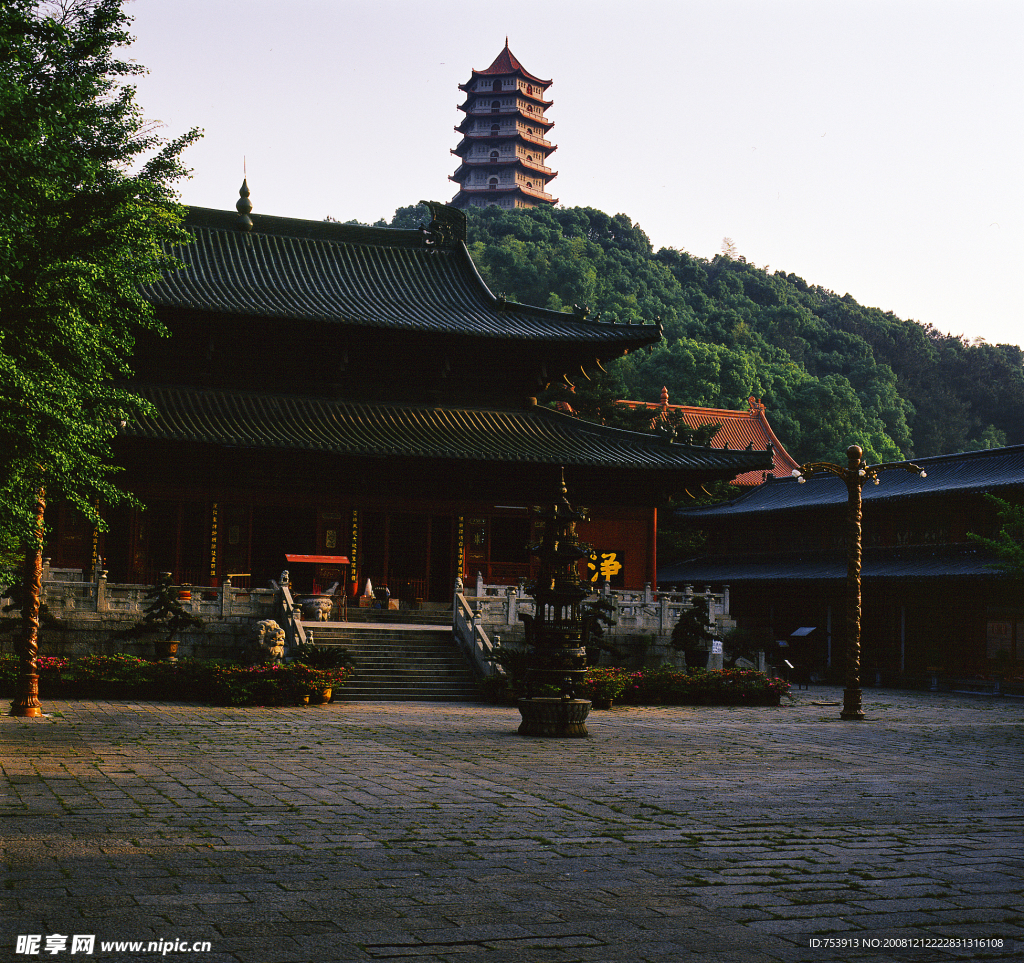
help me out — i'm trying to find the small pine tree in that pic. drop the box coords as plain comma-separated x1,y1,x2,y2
136,573,204,641
671,597,715,652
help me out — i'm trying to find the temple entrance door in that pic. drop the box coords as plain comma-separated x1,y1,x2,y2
465,516,488,583
221,505,252,587
359,512,433,604
137,499,178,584
251,505,314,588
389,513,429,604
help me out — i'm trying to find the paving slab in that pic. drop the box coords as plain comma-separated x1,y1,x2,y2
2,686,1022,962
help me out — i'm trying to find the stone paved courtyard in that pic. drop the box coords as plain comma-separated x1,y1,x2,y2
1,687,1022,962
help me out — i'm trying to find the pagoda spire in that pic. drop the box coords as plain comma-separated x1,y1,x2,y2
450,44,557,211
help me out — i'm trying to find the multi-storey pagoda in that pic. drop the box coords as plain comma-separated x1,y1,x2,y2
450,41,557,211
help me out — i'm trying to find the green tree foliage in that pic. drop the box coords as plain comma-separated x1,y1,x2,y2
386,204,1023,465
969,495,1024,580
0,0,200,559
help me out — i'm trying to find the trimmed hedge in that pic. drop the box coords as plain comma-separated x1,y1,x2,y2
610,666,791,706
482,665,790,707
0,654,349,707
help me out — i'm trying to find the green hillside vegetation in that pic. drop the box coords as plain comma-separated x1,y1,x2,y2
379,203,1024,465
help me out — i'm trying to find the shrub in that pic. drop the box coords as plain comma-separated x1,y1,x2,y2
618,666,790,707
292,643,357,672
481,663,789,708
0,655,349,707
577,666,632,705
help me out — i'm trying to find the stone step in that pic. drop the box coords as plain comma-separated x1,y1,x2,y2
342,685,482,702
307,625,481,702
304,629,452,644
320,608,452,626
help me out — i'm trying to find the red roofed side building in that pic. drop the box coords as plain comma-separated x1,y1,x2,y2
450,41,558,210
620,389,801,485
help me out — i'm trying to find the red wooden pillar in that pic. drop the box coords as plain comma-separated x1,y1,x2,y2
649,505,658,591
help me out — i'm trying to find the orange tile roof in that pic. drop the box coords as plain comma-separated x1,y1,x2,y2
473,41,551,87
620,389,801,485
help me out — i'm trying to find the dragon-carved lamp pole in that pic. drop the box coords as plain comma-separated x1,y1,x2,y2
792,445,925,720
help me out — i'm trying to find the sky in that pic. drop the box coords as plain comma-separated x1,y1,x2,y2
125,0,1023,348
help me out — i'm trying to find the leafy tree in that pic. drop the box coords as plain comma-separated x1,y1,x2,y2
969,495,1024,579
394,201,1020,466
0,0,200,712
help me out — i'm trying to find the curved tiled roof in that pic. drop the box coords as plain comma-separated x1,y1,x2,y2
620,393,800,485
659,545,1005,584
471,43,551,87
145,207,651,349
678,445,1024,518
126,386,773,474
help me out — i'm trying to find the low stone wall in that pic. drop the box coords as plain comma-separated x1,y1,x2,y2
0,615,260,662
600,634,687,670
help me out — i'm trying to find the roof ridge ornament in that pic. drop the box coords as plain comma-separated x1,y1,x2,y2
236,178,253,232
420,200,466,248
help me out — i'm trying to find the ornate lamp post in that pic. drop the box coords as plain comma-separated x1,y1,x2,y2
9,487,46,718
792,446,925,720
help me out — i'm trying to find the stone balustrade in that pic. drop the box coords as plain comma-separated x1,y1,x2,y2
462,574,731,641
18,560,277,622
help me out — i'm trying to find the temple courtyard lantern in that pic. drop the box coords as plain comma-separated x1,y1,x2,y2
518,476,593,737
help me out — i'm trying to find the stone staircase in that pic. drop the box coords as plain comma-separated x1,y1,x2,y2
301,613,482,702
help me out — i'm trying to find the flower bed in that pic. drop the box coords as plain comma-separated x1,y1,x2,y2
0,654,349,707
611,666,791,707
481,665,790,707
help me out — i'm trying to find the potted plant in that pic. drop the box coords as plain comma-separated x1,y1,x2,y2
671,596,715,672
292,643,356,703
134,572,205,661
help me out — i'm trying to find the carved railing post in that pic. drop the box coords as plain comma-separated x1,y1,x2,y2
221,577,232,618
96,570,108,613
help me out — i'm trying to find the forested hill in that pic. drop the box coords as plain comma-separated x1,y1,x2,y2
383,203,1024,465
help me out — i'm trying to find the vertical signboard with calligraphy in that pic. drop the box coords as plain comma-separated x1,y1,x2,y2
350,510,359,593
209,502,219,584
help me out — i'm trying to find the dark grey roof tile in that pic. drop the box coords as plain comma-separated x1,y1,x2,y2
146,208,661,348
680,446,1024,517
126,385,774,473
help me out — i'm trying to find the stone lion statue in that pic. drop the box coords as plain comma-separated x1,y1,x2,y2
247,619,286,663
